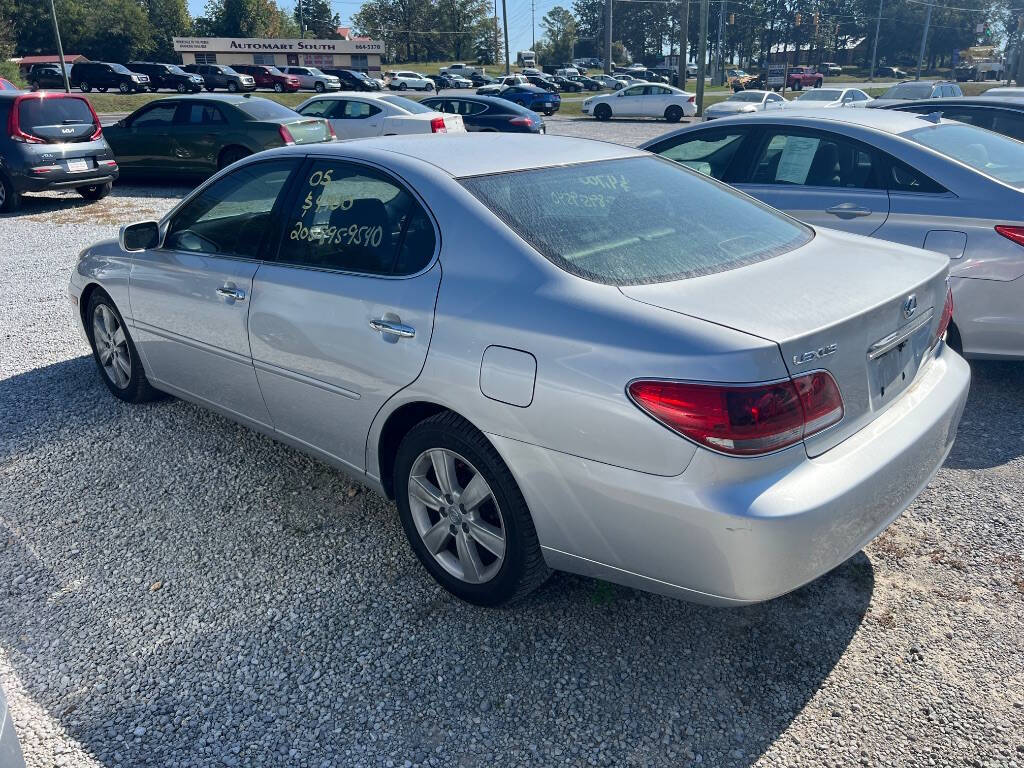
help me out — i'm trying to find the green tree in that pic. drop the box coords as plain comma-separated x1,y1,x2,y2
538,6,576,65
203,0,296,37
295,0,340,38
144,0,192,60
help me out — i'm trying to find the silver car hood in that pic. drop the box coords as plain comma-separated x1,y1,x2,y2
708,102,757,114
620,227,950,455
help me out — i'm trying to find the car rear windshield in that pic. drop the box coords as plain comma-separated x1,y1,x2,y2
235,99,298,120
883,83,934,99
380,95,433,113
730,92,763,102
19,97,94,131
796,89,841,101
906,122,1024,187
110,63,133,75
461,156,811,285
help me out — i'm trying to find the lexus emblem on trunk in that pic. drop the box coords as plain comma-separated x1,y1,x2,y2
903,294,918,319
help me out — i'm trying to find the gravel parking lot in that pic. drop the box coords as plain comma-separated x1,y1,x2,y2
1,123,1023,768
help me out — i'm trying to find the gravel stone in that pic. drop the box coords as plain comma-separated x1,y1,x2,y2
2,142,1023,768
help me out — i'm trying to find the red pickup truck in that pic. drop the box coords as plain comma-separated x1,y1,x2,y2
231,64,301,93
787,66,824,90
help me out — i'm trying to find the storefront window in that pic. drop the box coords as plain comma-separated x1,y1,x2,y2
303,54,335,67
195,53,217,64
351,54,368,71
253,53,275,65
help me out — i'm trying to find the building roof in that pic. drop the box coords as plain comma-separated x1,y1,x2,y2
17,54,87,65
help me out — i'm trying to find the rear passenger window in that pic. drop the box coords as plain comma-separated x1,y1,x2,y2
749,131,880,188
277,161,436,276
887,161,947,194
650,132,746,179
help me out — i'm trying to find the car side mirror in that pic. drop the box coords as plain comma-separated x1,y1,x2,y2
120,220,161,252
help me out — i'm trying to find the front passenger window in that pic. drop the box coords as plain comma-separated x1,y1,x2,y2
165,160,296,258
277,161,436,276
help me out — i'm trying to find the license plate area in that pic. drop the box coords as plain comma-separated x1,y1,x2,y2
868,319,931,409
66,158,89,172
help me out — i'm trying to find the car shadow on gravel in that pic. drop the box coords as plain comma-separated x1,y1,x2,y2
0,183,190,221
0,356,878,767
944,359,1024,470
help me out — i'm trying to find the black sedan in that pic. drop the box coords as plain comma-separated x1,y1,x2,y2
551,76,583,93
878,95,1024,142
420,94,544,133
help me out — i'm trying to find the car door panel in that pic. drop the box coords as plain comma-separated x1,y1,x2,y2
248,158,442,471
128,158,299,425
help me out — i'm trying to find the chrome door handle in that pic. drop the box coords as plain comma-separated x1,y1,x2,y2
825,203,872,218
216,287,246,301
369,319,415,338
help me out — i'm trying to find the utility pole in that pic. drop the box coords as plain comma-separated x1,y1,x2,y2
1017,15,1024,85
48,0,70,93
915,1,932,80
604,0,613,73
677,0,688,88
868,0,883,80
493,0,499,67
531,0,536,50
715,0,725,86
502,0,510,74
297,0,305,38
696,0,708,115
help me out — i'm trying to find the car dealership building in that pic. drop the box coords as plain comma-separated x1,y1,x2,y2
172,37,383,74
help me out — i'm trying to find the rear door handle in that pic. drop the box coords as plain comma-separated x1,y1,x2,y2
216,286,246,301
369,319,415,338
825,203,872,218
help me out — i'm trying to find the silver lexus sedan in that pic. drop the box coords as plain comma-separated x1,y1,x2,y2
69,135,970,606
641,109,1024,360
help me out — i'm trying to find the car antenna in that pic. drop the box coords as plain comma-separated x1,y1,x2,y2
919,111,942,123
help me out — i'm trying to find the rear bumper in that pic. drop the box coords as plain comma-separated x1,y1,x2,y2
489,342,970,605
14,170,117,194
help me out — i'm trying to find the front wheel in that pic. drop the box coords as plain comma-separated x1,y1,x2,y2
228,81,239,92
176,82,187,93
792,81,802,91
76,182,112,200
273,82,284,93
119,82,131,94
394,412,550,606
315,81,326,93
664,105,683,122
594,103,612,121
544,109,554,116
86,292,162,403
814,79,822,88
78,81,91,92
205,85,215,92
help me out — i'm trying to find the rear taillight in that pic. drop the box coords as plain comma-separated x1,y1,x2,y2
933,282,954,347
326,121,337,140
278,124,295,145
995,224,1024,248
628,371,843,456
687,95,695,103
430,117,447,133
508,116,533,126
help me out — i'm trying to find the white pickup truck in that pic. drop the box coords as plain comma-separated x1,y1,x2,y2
439,63,482,77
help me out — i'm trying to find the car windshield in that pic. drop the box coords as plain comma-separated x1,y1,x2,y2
461,156,811,285
235,99,298,120
266,67,284,75
221,67,239,75
110,63,133,74
797,89,841,101
307,68,326,77
729,92,763,102
167,65,187,75
380,95,433,113
350,70,369,80
906,123,1024,188
883,83,934,99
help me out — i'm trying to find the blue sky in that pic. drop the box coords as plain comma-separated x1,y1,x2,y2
185,0,548,64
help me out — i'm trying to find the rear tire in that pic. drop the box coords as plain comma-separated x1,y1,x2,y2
393,412,551,606
76,182,112,201
85,291,162,404
205,85,215,92
0,173,21,213
793,81,802,91
665,105,683,122
79,81,91,92
398,82,408,91
218,146,251,170
594,103,612,121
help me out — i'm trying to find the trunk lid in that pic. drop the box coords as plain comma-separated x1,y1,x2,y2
282,117,332,145
620,228,950,456
441,114,466,133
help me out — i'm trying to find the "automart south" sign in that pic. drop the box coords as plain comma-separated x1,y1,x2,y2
172,37,383,54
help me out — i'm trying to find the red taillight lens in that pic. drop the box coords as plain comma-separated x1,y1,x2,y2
508,116,533,126
933,282,954,347
687,95,695,103
430,116,447,133
628,372,843,456
278,124,295,145
995,224,1024,247
326,121,337,140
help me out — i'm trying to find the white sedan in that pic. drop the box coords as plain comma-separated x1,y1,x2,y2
704,89,786,119
295,93,465,139
387,71,435,92
583,83,697,122
783,87,873,108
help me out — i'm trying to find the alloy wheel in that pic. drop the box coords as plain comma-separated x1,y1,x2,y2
0,182,6,210
92,304,131,389
408,448,506,584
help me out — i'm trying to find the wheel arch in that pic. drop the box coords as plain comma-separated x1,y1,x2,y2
217,143,254,169
374,400,457,499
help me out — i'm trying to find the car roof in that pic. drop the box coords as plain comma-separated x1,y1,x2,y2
680,108,946,134
283,134,643,177
883,96,1024,111
144,93,264,105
